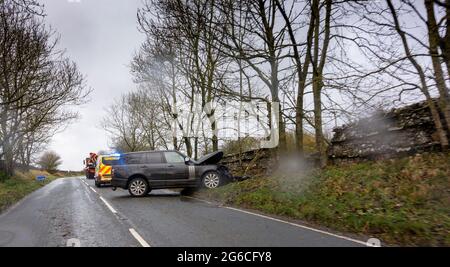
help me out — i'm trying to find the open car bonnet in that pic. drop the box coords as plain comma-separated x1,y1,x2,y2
195,151,224,165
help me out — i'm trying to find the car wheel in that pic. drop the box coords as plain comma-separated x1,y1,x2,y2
95,180,101,188
128,177,149,197
202,171,222,189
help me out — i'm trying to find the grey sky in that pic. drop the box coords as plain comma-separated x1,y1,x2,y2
40,0,145,170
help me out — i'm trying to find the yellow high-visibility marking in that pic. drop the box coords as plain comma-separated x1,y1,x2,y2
100,165,112,175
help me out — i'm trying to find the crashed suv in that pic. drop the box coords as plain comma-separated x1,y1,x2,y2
110,150,232,197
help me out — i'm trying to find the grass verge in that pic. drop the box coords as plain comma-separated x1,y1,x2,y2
196,152,450,246
0,170,61,213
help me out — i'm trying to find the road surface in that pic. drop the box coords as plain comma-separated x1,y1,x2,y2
0,177,367,247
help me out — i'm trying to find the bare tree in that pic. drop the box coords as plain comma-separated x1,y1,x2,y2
274,0,315,156
128,0,450,168
102,90,170,153
38,151,62,173
309,0,332,167
138,0,228,153
423,0,450,132
339,0,450,149
131,38,190,154
385,0,448,148
219,0,289,152
0,0,90,176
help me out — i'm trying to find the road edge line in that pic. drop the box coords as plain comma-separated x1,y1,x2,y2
187,196,371,247
129,228,151,247
225,206,370,246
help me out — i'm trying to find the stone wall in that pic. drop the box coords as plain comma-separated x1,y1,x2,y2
220,148,276,177
220,100,445,173
220,148,319,176
328,100,444,163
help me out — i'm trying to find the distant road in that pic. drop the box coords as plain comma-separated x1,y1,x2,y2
0,177,366,247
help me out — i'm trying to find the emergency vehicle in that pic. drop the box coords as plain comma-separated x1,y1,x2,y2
94,154,120,187
84,152,98,179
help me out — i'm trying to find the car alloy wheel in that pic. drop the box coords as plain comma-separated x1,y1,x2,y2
203,172,220,189
129,178,148,197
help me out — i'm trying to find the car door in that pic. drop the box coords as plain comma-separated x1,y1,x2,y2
124,153,147,177
163,151,189,180
143,152,166,181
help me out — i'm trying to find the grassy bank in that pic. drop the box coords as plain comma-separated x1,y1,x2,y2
196,152,450,246
0,170,60,213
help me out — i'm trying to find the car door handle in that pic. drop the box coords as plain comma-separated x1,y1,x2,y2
167,165,174,168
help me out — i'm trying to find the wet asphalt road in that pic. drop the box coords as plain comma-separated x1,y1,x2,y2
0,177,366,247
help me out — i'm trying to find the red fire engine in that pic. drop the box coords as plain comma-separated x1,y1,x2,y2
83,152,98,179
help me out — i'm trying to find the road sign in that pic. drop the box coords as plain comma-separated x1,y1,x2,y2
36,175,46,181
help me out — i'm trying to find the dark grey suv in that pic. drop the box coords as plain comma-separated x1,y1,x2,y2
110,150,232,197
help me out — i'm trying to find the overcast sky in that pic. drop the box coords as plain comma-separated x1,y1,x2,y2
40,0,145,171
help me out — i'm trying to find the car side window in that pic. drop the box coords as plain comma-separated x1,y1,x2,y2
124,155,134,164
164,152,185,164
124,154,145,164
146,152,163,164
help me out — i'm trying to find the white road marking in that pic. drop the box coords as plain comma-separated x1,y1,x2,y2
79,178,89,188
99,196,117,214
78,177,154,247
186,196,371,247
129,228,151,247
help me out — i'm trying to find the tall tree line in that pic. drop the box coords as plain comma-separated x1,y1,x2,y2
107,0,450,166
0,0,90,177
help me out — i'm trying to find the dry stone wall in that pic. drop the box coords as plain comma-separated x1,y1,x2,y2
328,100,444,163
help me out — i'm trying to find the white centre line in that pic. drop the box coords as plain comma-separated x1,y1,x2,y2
129,228,151,247
78,177,153,247
99,196,117,214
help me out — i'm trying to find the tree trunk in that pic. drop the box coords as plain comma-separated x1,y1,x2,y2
0,109,14,177
311,0,330,167
427,98,449,148
440,0,450,83
173,136,178,150
313,78,327,168
3,147,14,177
425,0,450,133
274,0,312,156
184,137,192,157
208,113,219,152
194,137,198,160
